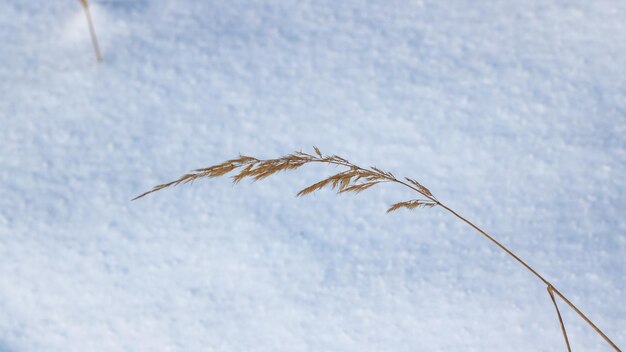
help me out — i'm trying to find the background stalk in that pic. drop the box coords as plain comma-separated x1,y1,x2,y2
79,0,102,62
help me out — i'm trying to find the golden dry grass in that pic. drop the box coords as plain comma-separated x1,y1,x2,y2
134,147,622,352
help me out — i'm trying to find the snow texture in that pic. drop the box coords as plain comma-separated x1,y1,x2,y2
1,0,625,351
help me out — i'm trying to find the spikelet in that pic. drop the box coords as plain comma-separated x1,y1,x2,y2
404,177,433,197
386,200,437,213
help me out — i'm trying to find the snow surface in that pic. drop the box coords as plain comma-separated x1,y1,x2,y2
1,0,625,351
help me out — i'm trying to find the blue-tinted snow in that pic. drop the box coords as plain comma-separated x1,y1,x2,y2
1,1,625,351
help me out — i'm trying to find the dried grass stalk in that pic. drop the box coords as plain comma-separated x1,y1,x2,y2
134,147,622,352
78,0,103,62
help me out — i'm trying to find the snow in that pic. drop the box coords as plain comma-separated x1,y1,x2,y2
1,0,625,351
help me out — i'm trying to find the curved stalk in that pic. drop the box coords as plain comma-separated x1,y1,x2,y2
134,148,622,351
313,158,620,351
378,171,618,351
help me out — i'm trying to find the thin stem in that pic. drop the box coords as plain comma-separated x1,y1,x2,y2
79,0,103,62
436,203,550,286
433,201,621,351
552,287,622,352
548,285,572,352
